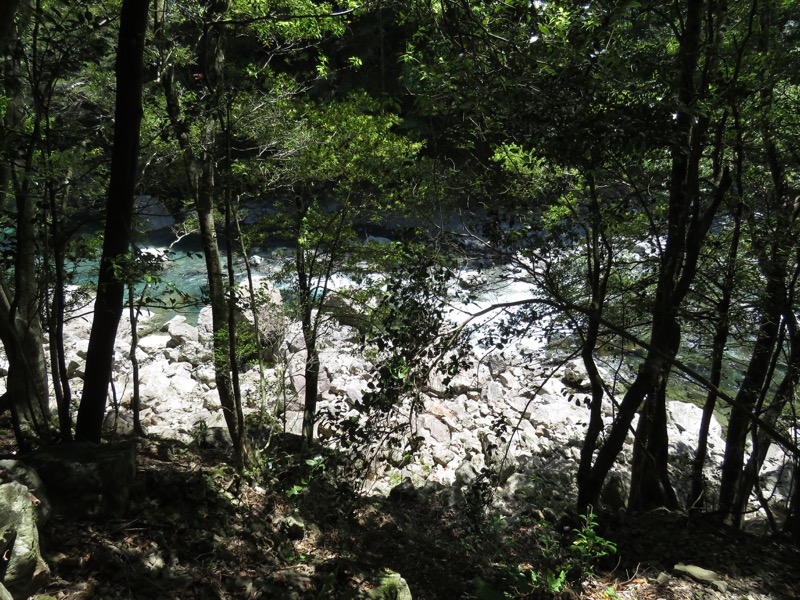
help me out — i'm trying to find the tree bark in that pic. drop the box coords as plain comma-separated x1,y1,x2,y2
75,0,151,442
718,40,794,519
690,201,741,508
577,0,729,512
154,2,254,468
734,309,800,525
717,276,782,518
576,172,611,506
196,124,242,457
0,11,51,445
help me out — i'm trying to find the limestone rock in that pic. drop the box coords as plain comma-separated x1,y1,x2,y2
562,359,591,389
102,410,139,437
505,395,533,420
197,305,214,344
320,291,370,333
668,401,723,447
0,481,50,598
0,582,12,600
138,334,171,356
162,314,198,347
498,370,518,389
674,563,726,592
416,414,451,444
481,380,505,404
0,460,50,524
178,340,209,365
600,471,628,512
275,514,307,541
389,477,421,503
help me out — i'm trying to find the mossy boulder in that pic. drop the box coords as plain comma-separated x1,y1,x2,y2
363,570,413,600
0,481,50,598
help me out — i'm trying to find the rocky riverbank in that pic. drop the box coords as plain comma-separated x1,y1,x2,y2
35,278,791,530
1,278,798,599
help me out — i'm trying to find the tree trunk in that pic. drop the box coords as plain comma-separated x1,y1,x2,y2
46,171,74,441
719,66,791,520
128,283,145,436
717,278,782,519
154,2,254,468
75,0,151,442
629,373,679,511
734,310,800,525
577,0,729,512
197,119,240,450
576,173,611,506
0,13,51,445
690,171,744,509
297,235,317,446
302,341,320,446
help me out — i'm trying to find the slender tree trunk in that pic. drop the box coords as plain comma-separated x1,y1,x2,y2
786,458,800,545
154,3,253,468
235,210,270,421
689,217,740,508
734,310,800,525
76,0,151,442
297,234,317,446
128,283,146,436
627,318,682,511
716,0,794,524
577,0,729,512
0,14,51,445
717,278,782,518
196,119,241,459
302,340,320,446
222,135,252,465
46,167,74,440
295,201,346,447
576,173,611,506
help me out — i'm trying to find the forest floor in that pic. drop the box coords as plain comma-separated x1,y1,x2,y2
3,430,800,600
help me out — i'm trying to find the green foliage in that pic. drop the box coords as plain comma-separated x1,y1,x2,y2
286,454,327,498
513,565,567,595
228,0,355,41
500,511,616,598
189,420,210,449
363,241,461,409
571,511,617,573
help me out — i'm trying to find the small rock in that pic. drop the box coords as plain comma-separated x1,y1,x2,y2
277,515,306,540
482,380,505,404
674,563,723,586
366,570,413,600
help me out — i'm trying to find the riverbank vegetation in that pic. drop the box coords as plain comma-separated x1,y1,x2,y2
2,0,800,596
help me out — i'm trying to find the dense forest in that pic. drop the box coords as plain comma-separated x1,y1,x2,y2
2,0,800,598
